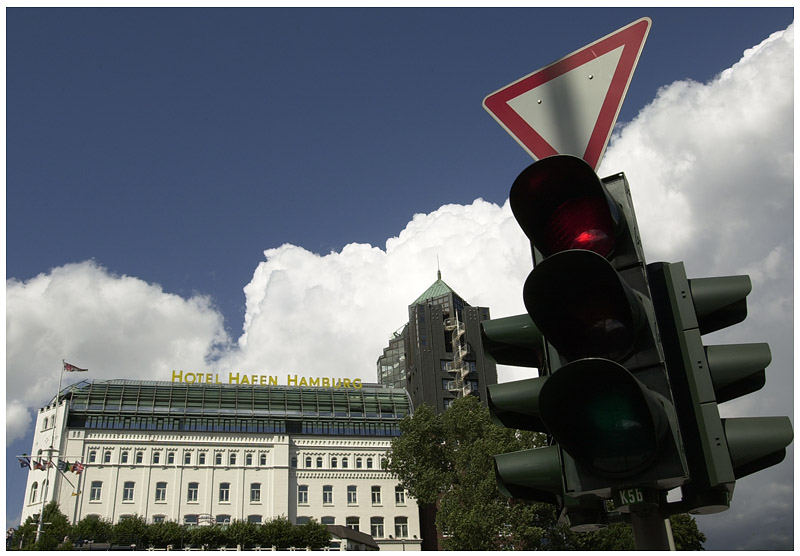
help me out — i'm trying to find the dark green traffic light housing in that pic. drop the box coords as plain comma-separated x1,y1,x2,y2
482,153,791,532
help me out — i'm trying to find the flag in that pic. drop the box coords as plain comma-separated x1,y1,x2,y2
63,361,88,372
57,460,68,471
71,462,84,474
46,459,55,469
33,460,44,470
18,457,30,469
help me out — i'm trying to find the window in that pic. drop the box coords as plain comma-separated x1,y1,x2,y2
260,453,267,466
229,453,237,466
370,517,384,538
184,451,192,465
248,515,262,524
152,451,160,464
155,482,167,502
291,456,297,467
366,457,373,469
395,517,409,538
187,482,198,502
250,483,261,502
305,456,312,467
321,516,335,525
29,482,38,503
121,451,129,464
395,486,406,505
215,452,223,466
298,485,308,504
331,457,338,468
103,451,111,464
42,417,48,430
90,481,102,501
246,453,253,466
122,481,135,501
219,482,230,503
199,453,206,465
216,515,231,525
347,485,357,505
316,457,323,468
152,515,165,524
135,451,143,464
342,457,348,468
371,486,381,505
184,514,198,527
346,517,359,531
296,516,310,525
323,485,333,504
356,457,362,469
167,452,175,465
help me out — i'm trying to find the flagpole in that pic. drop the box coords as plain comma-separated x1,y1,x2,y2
34,361,65,545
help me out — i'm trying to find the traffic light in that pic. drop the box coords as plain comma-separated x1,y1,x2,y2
483,154,689,530
648,261,793,514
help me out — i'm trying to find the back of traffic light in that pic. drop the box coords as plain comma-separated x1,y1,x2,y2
648,262,793,514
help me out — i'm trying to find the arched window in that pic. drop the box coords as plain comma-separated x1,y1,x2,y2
316,457,323,468
331,457,338,468
342,457,348,468
103,451,111,464
305,456,312,467
29,482,38,503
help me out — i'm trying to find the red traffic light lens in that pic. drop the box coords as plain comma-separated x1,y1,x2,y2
510,155,621,259
542,196,615,257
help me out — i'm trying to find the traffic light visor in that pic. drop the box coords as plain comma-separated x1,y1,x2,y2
510,155,621,258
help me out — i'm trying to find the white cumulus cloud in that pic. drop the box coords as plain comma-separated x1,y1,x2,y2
6,261,229,444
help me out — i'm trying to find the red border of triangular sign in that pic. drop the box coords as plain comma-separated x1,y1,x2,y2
483,17,651,170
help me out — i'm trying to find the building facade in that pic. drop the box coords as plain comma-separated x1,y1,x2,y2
21,379,421,551
377,271,498,414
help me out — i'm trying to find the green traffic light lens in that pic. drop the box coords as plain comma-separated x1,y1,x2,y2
540,359,666,478
581,385,656,475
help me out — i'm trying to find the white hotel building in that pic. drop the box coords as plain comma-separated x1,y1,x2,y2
21,379,421,550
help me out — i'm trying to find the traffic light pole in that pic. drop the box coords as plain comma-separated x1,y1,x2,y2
630,509,674,550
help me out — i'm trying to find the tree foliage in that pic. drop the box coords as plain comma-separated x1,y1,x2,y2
8,504,331,551
385,395,706,550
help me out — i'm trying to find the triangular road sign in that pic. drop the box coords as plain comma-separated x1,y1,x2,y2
483,17,651,169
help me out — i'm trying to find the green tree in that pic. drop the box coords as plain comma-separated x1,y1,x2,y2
294,519,332,549
71,514,113,544
224,520,260,549
386,396,570,550
572,514,705,550
111,514,148,548
145,520,184,549
28,502,73,550
186,524,228,549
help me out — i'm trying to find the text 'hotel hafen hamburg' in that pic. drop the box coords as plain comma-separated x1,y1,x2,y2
21,378,422,550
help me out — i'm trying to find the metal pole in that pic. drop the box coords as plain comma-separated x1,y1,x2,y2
35,361,65,544
630,506,674,550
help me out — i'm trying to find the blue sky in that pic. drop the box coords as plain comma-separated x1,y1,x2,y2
6,6,794,549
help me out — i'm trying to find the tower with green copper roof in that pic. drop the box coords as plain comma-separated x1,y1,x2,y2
377,270,498,414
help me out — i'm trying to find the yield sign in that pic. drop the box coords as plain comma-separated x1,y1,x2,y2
483,17,651,170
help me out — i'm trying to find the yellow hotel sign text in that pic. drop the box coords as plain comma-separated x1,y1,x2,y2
171,370,363,389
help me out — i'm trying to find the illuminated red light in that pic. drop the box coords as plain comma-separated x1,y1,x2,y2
540,196,615,257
